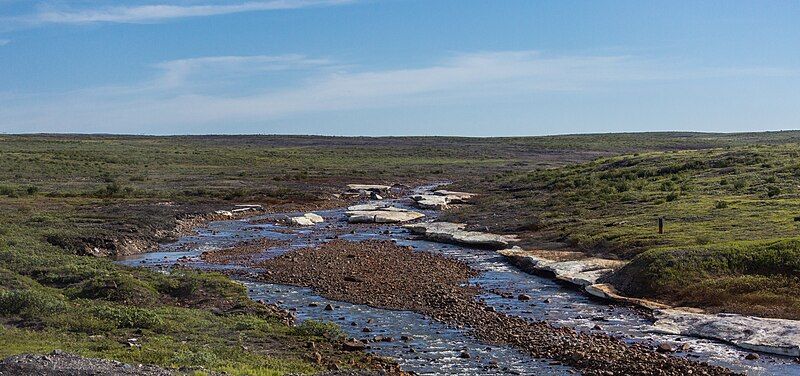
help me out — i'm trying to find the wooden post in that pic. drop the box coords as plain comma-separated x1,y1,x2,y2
658,217,664,234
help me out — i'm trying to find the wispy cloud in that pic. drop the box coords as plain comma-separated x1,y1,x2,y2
0,39,9,46
6,0,355,28
0,50,795,133
154,54,335,88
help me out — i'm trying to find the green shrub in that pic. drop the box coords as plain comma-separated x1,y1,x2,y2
68,272,159,306
293,320,343,339
87,304,165,331
0,289,66,318
766,185,781,197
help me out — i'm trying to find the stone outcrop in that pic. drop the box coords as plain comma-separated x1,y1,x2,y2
500,246,800,357
346,205,424,223
652,309,800,357
499,247,623,287
403,222,518,249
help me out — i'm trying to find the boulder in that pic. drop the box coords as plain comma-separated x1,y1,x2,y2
290,216,315,226
303,213,324,223
403,222,518,249
652,309,800,357
411,194,450,210
342,339,367,351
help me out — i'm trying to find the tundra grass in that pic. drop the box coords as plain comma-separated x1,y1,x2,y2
450,144,800,318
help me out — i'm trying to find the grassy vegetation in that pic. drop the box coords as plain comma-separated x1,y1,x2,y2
450,144,800,318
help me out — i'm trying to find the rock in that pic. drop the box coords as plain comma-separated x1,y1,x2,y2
517,294,532,301
745,353,760,360
499,248,619,287
347,184,391,192
411,194,451,210
347,208,425,224
214,210,234,217
290,216,316,226
657,343,674,353
652,308,800,357
324,304,334,311
433,190,476,203
0,353,174,375
403,222,518,249
304,213,324,223
342,339,367,351
410,190,476,209
459,351,471,359
347,203,389,211
346,184,392,198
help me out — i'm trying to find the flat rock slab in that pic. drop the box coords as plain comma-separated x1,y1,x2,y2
411,194,450,210
347,209,424,223
289,213,325,226
652,309,800,357
404,222,518,249
499,247,619,286
433,190,476,203
347,204,384,211
0,353,177,376
411,190,477,209
584,283,671,310
347,184,392,192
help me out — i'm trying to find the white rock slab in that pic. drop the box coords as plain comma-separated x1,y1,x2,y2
404,222,518,249
411,194,450,210
652,309,800,357
347,184,391,192
303,213,324,223
433,190,476,203
289,216,315,226
498,248,616,286
347,210,425,223
347,203,389,211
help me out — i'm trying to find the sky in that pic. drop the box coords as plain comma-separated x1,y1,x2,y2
0,0,798,136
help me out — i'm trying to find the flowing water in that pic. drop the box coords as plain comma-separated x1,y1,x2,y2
119,199,800,375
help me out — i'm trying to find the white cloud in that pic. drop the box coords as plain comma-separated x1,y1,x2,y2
154,54,334,88
9,0,355,27
0,50,795,133
0,39,9,46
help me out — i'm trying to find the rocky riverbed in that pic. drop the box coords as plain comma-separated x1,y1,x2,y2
118,193,800,376
256,240,736,376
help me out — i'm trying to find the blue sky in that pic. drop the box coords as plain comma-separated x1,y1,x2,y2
0,0,798,136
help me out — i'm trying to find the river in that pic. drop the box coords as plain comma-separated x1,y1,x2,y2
118,198,799,375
